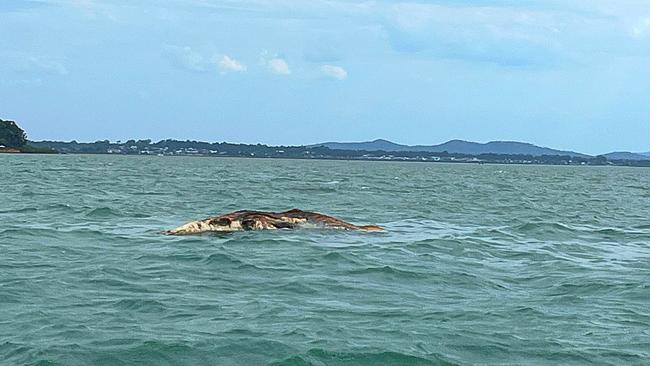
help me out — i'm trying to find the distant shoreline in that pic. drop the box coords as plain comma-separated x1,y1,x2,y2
6,151,650,168
4,119,649,166
19,139,649,168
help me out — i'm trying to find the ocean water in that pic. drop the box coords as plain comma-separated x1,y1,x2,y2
1,155,649,366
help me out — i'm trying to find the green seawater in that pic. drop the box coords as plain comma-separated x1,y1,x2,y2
1,155,649,366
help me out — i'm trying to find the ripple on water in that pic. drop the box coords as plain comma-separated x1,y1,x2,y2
85,207,121,218
113,298,167,313
0,206,38,214
269,349,451,366
347,265,429,279
201,252,245,266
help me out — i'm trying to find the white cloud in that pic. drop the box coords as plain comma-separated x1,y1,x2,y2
164,46,207,72
166,48,250,74
321,64,347,80
218,55,246,72
268,58,290,75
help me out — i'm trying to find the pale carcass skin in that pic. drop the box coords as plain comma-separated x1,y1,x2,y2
164,209,383,235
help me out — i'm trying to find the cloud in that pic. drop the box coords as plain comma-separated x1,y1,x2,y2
3,53,68,76
0,0,51,13
66,0,117,21
631,17,650,39
267,58,290,75
218,55,246,72
26,56,68,75
164,46,208,72
0,53,66,87
166,49,248,75
382,3,562,67
321,64,347,80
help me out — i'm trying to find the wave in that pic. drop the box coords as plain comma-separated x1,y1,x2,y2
547,281,649,298
347,265,428,279
41,167,88,172
514,221,576,233
0,342,458,366
24,344,450,366
85,207,120,218
0,227,60,239
319,251,364,266
293,186,338,193
0,207,38,214
269,349,453,366
271,281,319,295
200,252,239,264
114,298,167,313
84,277,146,291
166,253,204,262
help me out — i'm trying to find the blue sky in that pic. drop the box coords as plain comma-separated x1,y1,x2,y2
1,0,649,154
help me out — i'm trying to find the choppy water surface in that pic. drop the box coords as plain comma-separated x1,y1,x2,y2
1,155,649,365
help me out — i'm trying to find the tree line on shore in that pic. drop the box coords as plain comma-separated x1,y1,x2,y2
3,118,650,166
0,118,54,153
28,138,624,166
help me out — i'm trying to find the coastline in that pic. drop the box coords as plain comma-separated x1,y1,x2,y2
5,151,650,168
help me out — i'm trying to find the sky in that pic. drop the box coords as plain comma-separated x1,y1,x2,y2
1,0,649,155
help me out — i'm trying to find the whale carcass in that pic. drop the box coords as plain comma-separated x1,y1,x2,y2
164,209,383,235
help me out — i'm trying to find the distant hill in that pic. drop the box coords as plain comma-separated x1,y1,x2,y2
602,152,650,161
314,139,588,157
641,152,650,157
